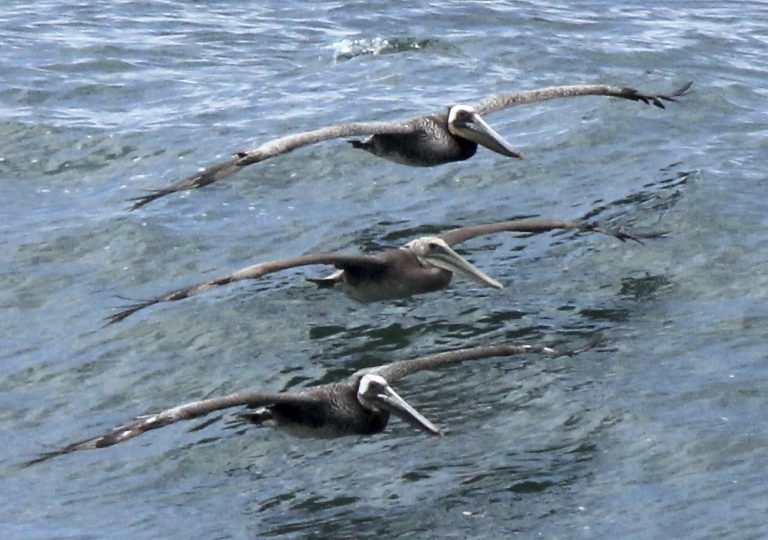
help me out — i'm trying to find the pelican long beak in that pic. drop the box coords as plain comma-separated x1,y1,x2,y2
458,112,524,159
422,244,504,290
373,384,443,436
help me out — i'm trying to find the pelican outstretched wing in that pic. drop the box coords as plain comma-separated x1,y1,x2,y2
470,82,692,116
437,218,661,247
372,337,601,383
105,252,389,325
25,392,322,465
128,119,417,210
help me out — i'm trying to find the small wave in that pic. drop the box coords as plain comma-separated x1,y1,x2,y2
331,37,439,63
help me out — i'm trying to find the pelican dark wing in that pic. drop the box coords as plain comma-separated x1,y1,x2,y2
105,252,389,324
372,344,556,383
24,392,322,465
128,120,418,210
470,82,692,116
372,336,600,383
437,218,657,247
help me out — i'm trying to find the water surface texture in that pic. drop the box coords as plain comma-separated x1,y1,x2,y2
2,1,767,538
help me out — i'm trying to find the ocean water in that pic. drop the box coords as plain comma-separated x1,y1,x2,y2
2,1,767,538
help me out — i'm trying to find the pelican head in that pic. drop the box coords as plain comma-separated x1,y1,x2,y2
404,236,504,290
357,373,442,436
447,104,524,159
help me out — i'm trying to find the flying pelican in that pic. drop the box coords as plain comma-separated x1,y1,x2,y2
128,81,692,209
105,218,657,325
25,337,599,464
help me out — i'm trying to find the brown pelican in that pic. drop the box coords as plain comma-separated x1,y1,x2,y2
128,82,692,209
105,217,657,324
25,337,599,464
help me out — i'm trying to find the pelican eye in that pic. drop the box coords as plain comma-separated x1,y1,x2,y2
455,109,472,121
